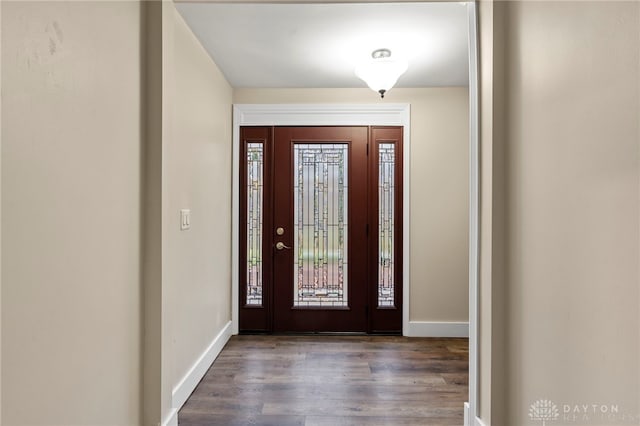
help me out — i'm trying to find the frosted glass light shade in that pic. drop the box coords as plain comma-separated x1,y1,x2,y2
355,56,408,97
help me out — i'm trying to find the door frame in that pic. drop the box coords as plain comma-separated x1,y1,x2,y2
229,6,480,426
232,104,411,335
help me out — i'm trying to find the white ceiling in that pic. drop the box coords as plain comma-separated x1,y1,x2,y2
176,2,470,89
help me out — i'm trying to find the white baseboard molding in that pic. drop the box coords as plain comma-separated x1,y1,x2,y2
464,405,489,426
161,408,178,426
406,321,469,337
171,320,233,412
475,416,488,426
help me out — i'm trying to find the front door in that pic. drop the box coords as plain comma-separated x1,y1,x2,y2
239,126,402,333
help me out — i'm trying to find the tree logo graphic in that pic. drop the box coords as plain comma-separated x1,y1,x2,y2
529,399,559,425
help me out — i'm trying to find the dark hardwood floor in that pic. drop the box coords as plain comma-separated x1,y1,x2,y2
178,335,469,426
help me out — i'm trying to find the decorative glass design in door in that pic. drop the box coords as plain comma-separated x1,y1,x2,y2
239,126,403,333
293,143,349,308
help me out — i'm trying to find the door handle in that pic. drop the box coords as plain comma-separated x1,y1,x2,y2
275,242,291,250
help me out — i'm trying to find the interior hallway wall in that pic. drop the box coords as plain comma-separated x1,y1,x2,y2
483,2,640,424
165,3,233,412
478,0,506,423
142,3,234,424
0,0,4,422
1,1,143,424
234,87,469,324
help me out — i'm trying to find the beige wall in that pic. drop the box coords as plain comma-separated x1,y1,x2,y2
478,1,509,424
141,3,234,424
0,1,3,422
478,0,494,422
143,3,234,423
1,2,233,423
234,88,469,323
166,3,233,405
480,1,640,424
1,1,142,424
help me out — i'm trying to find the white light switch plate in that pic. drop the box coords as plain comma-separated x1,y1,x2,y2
180,209,191,230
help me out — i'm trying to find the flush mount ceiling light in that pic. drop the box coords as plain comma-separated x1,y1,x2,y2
355,48,408,98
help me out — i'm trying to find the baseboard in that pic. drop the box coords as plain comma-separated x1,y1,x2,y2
406,321,469,337
475,416,488,426
161,408,178,426
171,320,233,411
464,405,489,426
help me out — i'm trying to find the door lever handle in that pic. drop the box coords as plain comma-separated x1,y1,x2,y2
275,242,291,250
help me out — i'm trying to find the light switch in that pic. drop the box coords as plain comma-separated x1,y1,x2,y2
180,209,191,230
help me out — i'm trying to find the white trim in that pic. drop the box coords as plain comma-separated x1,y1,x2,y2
171,321,233,411
231,108,240,334
161,409,178,426
465,403,490,426
475,416,489,426
406,321,469,338
234,103,409,127
232,103,411,334
400,106,411,337
467,1,480,423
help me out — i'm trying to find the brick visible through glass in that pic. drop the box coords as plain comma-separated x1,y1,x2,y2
293,144,349,308
246,143,263,305
378,143,395,307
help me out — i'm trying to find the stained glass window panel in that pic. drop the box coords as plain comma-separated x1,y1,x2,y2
293,144,348,308
246,142,263,306
378,143,395,307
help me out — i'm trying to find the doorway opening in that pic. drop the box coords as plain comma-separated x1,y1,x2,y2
239,126,403,333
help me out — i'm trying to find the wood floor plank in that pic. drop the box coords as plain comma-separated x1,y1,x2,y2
178,335,468,425
179,413,305,426
304,416,463,426
262,399,462,418
186,382,465,403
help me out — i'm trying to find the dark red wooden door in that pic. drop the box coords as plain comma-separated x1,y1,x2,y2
272,127,369,332
239,126,403,333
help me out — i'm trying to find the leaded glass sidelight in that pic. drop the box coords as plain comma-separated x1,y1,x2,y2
293,144,349,307
246,142,263,305
378,143,395,307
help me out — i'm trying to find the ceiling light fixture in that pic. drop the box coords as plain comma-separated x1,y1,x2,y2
355,48,408,99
